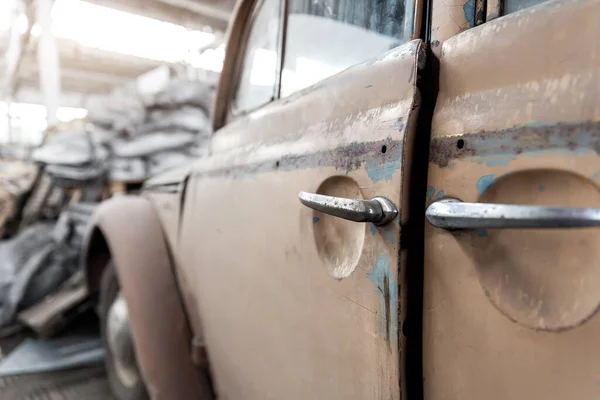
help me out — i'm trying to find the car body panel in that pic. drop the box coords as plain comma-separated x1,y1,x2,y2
424,0,600,398
176,39,424,400
85,196,213,400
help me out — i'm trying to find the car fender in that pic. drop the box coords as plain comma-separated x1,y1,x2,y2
82,195,213,400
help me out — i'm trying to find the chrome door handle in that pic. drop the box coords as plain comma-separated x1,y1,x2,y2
298,192,398,225
426,198,600,229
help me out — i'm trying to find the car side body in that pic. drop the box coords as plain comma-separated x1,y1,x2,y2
83,0,600,399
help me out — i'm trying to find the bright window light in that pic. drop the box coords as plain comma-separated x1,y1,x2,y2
0,102,88,145
49,0,216,63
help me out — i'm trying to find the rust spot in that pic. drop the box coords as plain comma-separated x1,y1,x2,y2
383,274,391,343
430,121,600,167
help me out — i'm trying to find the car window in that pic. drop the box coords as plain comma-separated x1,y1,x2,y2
232,0,281,113
280,0,412,98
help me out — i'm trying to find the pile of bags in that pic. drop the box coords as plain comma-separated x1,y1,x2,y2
0,77,214,331
32,78,214,187
0,203,95,329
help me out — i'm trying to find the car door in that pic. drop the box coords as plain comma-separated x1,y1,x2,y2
424,0,600,398
177,0,422,399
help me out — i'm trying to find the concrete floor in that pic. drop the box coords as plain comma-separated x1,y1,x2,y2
0,312,115,400
0,365,115,399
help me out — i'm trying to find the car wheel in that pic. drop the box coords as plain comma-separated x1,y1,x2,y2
99,261,149,400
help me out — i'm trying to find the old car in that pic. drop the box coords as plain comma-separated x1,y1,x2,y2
82,0,600,398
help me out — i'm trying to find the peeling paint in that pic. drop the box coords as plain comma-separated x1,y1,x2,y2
365,147,402,183
476,174,496,195
476,228,489,238
430,121,600,168
368,255,398,343
463,0,476,28
436,190,445,200
426,186,436,200
393,118,404,131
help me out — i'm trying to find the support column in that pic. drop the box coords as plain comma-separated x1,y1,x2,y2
36,0,61,127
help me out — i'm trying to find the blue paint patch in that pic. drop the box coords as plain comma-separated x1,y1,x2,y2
463,0,476,27
365,84,373,88
436,190,445,200
368,255,398,342
476,174,496,195
370,224,377,236
591,172,600,180
312,217,320,224
383,227,395,243
426,186,435,200
393,118,404,131
538,185,545,192
476,228,488,238
479,157,511,167
525,121,554,128
365,147,402,183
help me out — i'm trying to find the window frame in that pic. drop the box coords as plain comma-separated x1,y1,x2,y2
226,0,287,121
212,0,422,132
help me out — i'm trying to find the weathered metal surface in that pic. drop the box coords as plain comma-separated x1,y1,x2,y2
425,0,600,398
486,0,503,20
430,0,473,56
429,120,600,168
87,196,213,400
177,38,425,399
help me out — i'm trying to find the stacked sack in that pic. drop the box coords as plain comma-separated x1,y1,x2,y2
32,78,214,187
110,78,213,182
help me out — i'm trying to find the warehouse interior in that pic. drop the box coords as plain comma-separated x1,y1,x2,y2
0,1,233,397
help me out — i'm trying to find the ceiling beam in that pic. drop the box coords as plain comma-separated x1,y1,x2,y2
81,0,231,32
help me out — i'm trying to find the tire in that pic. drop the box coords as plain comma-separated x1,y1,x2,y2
99,262,149,400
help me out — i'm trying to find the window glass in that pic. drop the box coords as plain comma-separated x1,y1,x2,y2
233,0,281,112
281,0,412,97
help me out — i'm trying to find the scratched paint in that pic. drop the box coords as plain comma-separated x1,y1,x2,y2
463,0,476,27
476,174,496,195
426,186,436,200
368,255,398,343
430,121,600,168
365,147,402,183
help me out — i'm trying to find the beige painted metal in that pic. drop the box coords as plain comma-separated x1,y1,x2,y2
177,36,424,399
425,0,600,398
